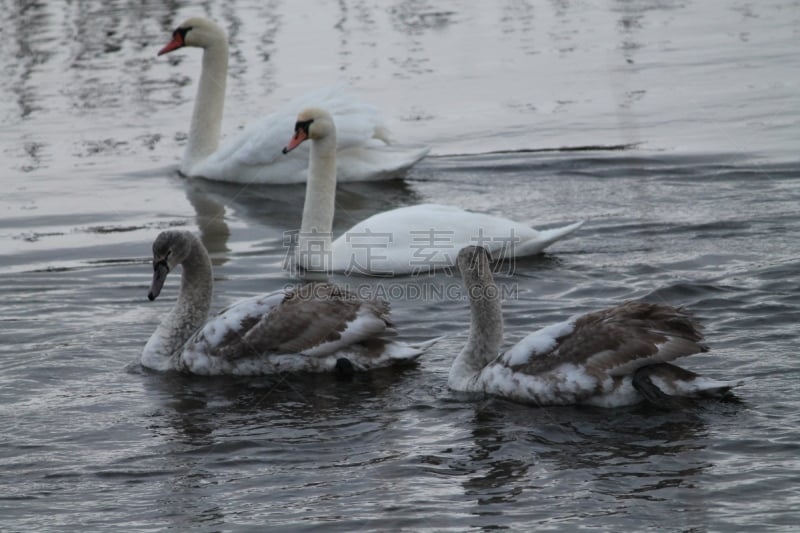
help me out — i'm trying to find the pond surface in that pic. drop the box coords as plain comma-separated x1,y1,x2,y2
1,0,798,531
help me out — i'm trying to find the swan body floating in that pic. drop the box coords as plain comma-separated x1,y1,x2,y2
141,230,438,375
283,108,583,276
158,17,429,184
450,246,747,407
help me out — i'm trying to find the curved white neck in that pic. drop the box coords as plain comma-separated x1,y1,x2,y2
449,276,504,390
181,40,228,174
142,240,213,369
296,134,337,275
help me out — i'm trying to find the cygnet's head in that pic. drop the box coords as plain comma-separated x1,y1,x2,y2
282,108,336,154
158,17,226,55
147,230,196,301
456,245,494,287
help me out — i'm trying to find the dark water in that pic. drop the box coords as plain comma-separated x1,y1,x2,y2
2,1,799,531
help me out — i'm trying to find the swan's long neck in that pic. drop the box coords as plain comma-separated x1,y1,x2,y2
449,271,504,390
181,39,228,174
296,133,337,276
142,240,213,370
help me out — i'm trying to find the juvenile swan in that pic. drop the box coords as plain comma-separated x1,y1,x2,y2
158,17,429,183
283,107,584,276
451,246,747,407
141,230,437,375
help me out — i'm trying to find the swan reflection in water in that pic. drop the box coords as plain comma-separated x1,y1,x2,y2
453,399,723,527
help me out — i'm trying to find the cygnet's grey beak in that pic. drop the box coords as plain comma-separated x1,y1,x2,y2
148,261,170,301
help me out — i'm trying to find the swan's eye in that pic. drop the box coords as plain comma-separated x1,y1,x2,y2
175,26,193,39
295,118,314,134
154,249,171,272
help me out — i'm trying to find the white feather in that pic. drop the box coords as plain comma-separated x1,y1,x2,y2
502,318,577,366
331,204,584,275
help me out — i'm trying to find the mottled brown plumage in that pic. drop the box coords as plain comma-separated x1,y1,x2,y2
511,301,707,378
253,284,387,355
201,283,393,360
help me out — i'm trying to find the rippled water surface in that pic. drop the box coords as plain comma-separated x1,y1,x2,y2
2,1,799,531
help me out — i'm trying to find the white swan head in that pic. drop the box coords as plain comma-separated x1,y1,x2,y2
282,107,336,154
158,17,226,55
147,230,197,301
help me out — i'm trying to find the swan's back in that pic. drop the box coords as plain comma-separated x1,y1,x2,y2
192,86,392,183
331,204,579,274
502,302,706,376
475,302,741,406
175,283,421,375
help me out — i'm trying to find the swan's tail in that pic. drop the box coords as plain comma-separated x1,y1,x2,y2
387,335,445,362
514,220,585,256
374,125,393,144
336,144,431,182
633,363,750,408
410,335,446,352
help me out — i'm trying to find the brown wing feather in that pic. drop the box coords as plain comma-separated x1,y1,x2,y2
224,283,391,358
513,301,706,377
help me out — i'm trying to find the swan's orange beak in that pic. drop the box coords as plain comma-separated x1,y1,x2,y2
158,34,185,56
282,130,308,154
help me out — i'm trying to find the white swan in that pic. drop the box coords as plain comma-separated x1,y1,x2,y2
158,17,429,184
450,245,747,407
141,230,438,375
282,107,584,277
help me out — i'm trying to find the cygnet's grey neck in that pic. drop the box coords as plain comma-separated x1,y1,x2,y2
451,260,505,385
176,238,213,324
146,237,214,365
